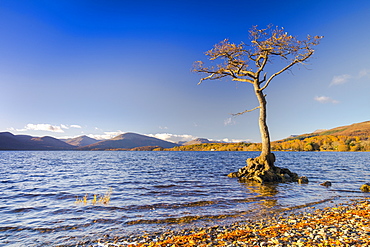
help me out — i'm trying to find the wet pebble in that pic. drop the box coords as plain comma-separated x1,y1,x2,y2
95,198,370,247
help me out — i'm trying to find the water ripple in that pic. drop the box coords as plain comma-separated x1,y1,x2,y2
0,151,369,246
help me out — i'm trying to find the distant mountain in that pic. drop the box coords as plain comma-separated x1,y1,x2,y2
62,135,99,147
3,121,368,151
79,132,179,150
183,138,212,146
0,132,75,150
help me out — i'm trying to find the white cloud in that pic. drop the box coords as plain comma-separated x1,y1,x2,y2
15,123,82,133
219,138,252,143
150,133,251,144
314,96,339,104
330,74,352,86
148,133,196,143
87,131,124,140
224,117,236,126
358,69,370,78
329,69,370,87
18,123,65,133
86,134,106,140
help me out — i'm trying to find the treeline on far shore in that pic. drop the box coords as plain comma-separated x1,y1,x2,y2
158,135,370,152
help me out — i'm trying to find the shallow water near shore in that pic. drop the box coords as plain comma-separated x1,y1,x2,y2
0,151,369,246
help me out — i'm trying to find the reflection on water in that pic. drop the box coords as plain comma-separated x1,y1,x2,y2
242,182,279,208
243,181,279,197
0,151,369,246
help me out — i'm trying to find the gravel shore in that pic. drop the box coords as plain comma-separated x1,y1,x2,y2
97,198,370,247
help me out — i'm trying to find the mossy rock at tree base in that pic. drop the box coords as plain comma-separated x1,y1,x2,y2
227,153,300,183
360,183,370,192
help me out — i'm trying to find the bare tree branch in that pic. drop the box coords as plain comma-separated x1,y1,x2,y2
258,50,314,91
232,106,261,116
232,78,254,84
197,72,227,85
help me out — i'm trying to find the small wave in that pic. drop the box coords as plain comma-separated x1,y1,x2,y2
125,196,343,227
142,191,210,197
329,189,363,193
125,209,258,226
16,192,55,198
0,180,15,183
93,197,263,215
0,217,119,235
12,207,34,213
152,184,177,189
0,226,19,232
50,207,86,215
135,200,219,211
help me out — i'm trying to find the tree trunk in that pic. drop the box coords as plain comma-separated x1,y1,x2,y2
227,82,299,183
254,82,271,160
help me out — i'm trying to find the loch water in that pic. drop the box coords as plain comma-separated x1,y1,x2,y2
1,151,370,246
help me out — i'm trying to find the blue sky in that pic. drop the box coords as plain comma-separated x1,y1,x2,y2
1,0,369,143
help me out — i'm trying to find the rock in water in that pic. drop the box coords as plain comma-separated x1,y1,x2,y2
298,176,309,184
320,181,332,187
360,183,370,192
227,153,299,183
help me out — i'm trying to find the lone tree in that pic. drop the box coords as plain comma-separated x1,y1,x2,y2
194,25,322,183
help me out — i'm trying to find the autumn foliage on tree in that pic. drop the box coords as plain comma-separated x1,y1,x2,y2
194,25,323,183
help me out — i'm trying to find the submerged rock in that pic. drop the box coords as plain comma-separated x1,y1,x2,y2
298,176,309,184
320,181,332,187
360,183,370,192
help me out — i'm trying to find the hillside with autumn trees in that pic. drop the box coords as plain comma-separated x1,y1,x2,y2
162,121,370,152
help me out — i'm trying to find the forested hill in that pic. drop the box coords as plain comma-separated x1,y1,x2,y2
272,121,370,151
284,121,370,140
164,121,370,152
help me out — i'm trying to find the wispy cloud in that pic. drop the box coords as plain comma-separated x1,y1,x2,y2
17,123,65,133
151,133,251,143
224,117,236,126
330,74,352,86
148,133,196,143
330,69,370,86
314,96,339,104
14,123,83,133
358,69,370,78
87,131,124,140
219,138,252,143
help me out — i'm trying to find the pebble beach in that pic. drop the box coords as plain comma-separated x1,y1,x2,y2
96,198,370,247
